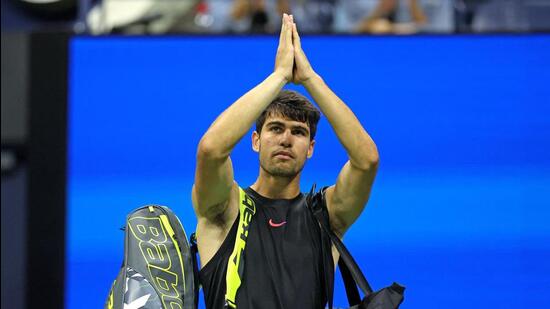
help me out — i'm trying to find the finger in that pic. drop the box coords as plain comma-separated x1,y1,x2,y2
289,15,295,44
279,13,287,47
292,22,301,50
285,15,293,48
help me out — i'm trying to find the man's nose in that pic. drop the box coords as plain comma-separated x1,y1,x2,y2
279,129,292,147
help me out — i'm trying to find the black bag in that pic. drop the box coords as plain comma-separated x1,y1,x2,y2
105,205,199,309
307,185,405,309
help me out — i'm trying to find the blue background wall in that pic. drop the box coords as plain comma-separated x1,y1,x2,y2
67,35,550,308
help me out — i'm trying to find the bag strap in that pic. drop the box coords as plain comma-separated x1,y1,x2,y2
307,184,335,309
307,185,373,307
190,233,200,309
339,258,361,306
224,187,256,308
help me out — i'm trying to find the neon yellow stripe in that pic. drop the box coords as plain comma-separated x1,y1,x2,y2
159,215,174,236
225,188,255,308
160,214,186,292
148,206,154,212
107,280,115,309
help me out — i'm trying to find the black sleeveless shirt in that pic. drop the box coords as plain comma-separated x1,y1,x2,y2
199,187,334,309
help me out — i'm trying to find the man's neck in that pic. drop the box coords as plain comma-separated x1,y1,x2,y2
250,169,301,199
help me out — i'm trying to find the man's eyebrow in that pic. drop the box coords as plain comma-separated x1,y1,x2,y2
292,125,309,133
266,121,309,133
266,121,285,127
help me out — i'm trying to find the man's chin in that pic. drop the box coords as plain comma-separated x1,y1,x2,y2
260,160,304,178
266,166,298,178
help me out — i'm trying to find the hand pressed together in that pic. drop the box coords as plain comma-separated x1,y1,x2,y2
274,13,318,85
274,13,295,83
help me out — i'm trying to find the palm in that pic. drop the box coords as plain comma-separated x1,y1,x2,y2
292,50,314,84
290,21,315,84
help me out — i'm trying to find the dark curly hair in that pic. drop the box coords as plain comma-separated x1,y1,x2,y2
255,90,321,140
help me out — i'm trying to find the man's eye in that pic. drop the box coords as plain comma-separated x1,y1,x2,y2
271,127,282,132
293,130,305,136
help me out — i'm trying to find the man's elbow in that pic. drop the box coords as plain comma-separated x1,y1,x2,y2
368,149,380,168
353,145,379,171
197,135,229,160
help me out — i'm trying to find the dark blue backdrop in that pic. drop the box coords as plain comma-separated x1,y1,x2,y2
67,35,550,308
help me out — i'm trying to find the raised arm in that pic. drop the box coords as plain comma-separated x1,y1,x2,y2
291,21,379,236
192,14,295,221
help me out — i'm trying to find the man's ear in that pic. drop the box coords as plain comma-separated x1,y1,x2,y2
252,131,260,153
307,139,315,158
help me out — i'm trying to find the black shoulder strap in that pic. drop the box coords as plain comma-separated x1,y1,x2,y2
339,258,361,306
307,184,373,308
307,184,334,308
190,233,200,309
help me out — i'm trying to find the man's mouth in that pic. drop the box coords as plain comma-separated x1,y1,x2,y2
273,151,294,160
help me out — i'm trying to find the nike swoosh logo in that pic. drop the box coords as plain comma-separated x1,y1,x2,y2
268,219,287,227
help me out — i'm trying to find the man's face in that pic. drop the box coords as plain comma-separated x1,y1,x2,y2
252,116,315,178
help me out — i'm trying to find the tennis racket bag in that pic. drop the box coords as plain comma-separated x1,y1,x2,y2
105,205,198,309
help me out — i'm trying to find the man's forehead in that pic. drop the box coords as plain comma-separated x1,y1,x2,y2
264,116,309,129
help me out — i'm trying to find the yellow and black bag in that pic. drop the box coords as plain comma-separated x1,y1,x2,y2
105,205,198,309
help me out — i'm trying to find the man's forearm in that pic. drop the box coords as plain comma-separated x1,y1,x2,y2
303,74,379,169
199,72,287,158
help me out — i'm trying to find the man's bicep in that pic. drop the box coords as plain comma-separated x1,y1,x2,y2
192,154,235,219
326,160,377,235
